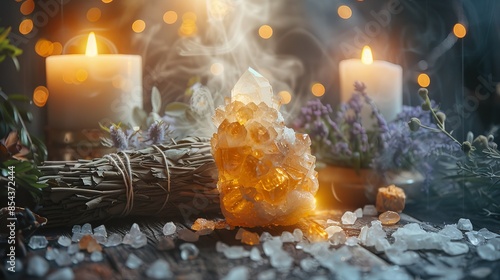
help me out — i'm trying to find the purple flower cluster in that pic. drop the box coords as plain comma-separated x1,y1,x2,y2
105,121,171,151
295,82,388,169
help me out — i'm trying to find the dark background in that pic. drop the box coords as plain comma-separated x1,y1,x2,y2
1,0,500,142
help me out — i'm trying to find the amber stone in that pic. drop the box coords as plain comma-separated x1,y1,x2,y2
378,211,401,226
241,231,260,245
191,218,216,231
376,184,406,213
79,235,102,253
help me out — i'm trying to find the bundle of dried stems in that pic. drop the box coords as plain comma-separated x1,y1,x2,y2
38,137,220,227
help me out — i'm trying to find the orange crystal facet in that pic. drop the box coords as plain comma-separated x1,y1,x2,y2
211,68,318,227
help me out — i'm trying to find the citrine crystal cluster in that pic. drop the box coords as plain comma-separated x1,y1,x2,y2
211,68,318,227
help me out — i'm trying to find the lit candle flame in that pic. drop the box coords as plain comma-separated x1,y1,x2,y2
85,32,98,57
361,45,373,65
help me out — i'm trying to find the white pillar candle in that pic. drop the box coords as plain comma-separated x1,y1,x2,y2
46,32,142,131
339,46,402,123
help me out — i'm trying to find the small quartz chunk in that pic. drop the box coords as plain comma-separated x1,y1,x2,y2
223,266,249,280
45,247,58,260
250,247,262,261
71,232,83,242
57,235,72,247
191,218,215,231
222,246,250,259
259,232,273,242
354,208,363,218
376,185,406,213
379,211,400,226
55,251,72,266
293,228,304,242
341,211,357,225
300,258,319,272
146,259,173,279
325,226,343,239
93,225,107,237
180,243,200,260
123,223,148,249
178,229,199,242
363,205,378,216
457,218,473,231
105,233,122,247
442,242,469,255
329,231,347,246
478,228,499,239
162,222,176,236
47,268,74,280
477,243,500,261
241,231,260,245
126,253,143,269
438,225,463,240
90,251,103,262
27,255,49,277
71,225,81,233
67,244,79,255
71,252,84,264
280,231,295,243
465,231,485,246
28,236,48,250
81,223,93,235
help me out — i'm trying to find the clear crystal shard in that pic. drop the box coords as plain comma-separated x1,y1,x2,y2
105,233,122,247
126,253,143,269
57,236,72,247
146,259,172,279
341,211,357,225
81,223,93,235
439,224,463,240
457,218,473,231
231,67,274,108
93,225,107,237
27,255,49,277
28,236,48,249
163,222,176,236
223,266,249,280
90,251,103,262
180,243,199,260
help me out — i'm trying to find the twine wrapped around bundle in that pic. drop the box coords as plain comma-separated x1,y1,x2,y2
38,137,220,227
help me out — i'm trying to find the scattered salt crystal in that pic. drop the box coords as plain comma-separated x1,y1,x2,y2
354,208,363,218
146,259,172,279
478,228,499,239
469,267,492,279
222,245,250,259
71,225,81,234
105,233,122,247
27,255,49,277
374,238,391,252
67,244,79,255
386,250,420,265
45,247,58,260
79,235,102,253
93,225,107,237
280,231,295,243
90,251,103,262
126,253,143,269
269,250,293,269
300,257,319,272
477,244,500,261
365,222,386,247
191,218,215,231
157,237,175,251
293,228,303,242
130,233,147,249
442,242,469,255
262,238,283,256
345,237,359,246
81,223,93,235
363,205,378,216
222,266,249,280
180,243,199,260
326,219,339,225
28,236,48,249
329,231,347,246
47,267,74,280
259,232,273,242
341,211,357,225
71,252,84,264
358,226,368,244
162,222,176,236
55,251,72,266
250,247,262,261
235,228,246,240
241,231,260,245
256,269,276,280
438,225,463,240
57,235,72,247
325,225,342,239
71,232,83,242
93,234,107,244
129,223,141,236
216,241,228,253
488,238,500,250
178,229,199,242
378,211,400,226
465,231,484,246
457,218,473,231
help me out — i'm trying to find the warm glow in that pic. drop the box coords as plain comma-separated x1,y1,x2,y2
20,0,35,15
259,25,273,39
51,42,63,55
337,5,352,19
102,0,113,3
210,63,224,75
361,45,373,65
311,83,326,97
86,7,101,22
163,11,178,24
85,32,98,57
182,12,197,22
453,23,467,38
75,69,88,82
278,91,292,104
35,39,53,57
417,73,431,87
19,19,33,35
33,86,49,107
132,20,146,33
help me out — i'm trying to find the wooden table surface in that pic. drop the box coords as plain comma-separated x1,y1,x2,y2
2,203,500,280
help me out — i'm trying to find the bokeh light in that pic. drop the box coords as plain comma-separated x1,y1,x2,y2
132,20,146,33
35,39,53,57
210,63,224,75
311,83,326,97
337,5,352,19
258,25,273,39
178,12,197,36
453,23,467,38
20,0,35,15
163,11,178,24
51,42,63,55
417,73,431,88
102,0,113,3
182,12,197,22
33,86,49,107
278,91,292,104
19,19,33,35
86,7,101,22
75,69,88,83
